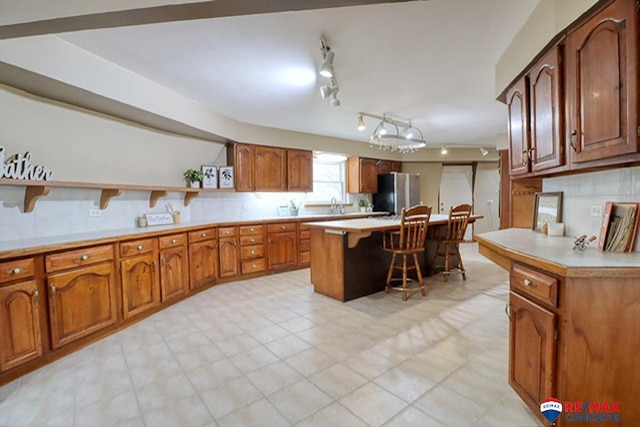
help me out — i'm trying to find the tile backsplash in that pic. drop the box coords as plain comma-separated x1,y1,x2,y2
0,188,367,242
543,166,640,247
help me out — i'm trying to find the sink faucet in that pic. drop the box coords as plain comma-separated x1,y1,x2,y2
330,197,337,214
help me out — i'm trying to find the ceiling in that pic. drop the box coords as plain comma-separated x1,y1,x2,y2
12,0,540,148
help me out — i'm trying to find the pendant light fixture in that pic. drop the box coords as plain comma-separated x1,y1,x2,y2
358,112,426,153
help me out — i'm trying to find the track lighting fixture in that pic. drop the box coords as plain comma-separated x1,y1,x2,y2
358,112,426,153
319,38,334,78
319,79,339,99
440,146,448,155
329,92,341,108
480,147,489,156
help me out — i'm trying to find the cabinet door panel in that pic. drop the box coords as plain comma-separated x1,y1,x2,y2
189,240,218,289
268,231,297,270
121,255,159,319
287,149,313,192
507,77,530,176
567,0,637,162
159,245,189,302
234,143,254,191
509,292,556,411
530,47,564,172
360,158,378,193
255,146,286,191
218,237,239,278
48,263,116,349
0,280,42,371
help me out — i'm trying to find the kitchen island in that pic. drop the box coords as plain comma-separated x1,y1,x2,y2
307,215,480,301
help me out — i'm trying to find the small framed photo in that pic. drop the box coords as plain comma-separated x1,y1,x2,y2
533,192,563,232
201,165,217,189
219,166,234,189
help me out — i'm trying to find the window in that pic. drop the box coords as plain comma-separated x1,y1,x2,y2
306,156,346,203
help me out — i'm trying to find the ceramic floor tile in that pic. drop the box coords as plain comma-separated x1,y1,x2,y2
74,369,135,408
268,378,333,424
384,406,446,427
216,397,290,427
143,394,214,427
135,371,198,413
75,389,141,427
246,360,304,395
373,364,437,403
229,345,280,374
265,334,312,359
308,363,368,400
339,382,408,427
174,343,226,371
186,358,243,392
215,333,261,357
413,385,486,426
248,324,291,344
4,393,75,427
284,347,336,377
295,401,369,427
343,349,396,379
200,375,263,419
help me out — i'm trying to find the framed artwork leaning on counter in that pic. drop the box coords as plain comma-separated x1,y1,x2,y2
533,192,562,232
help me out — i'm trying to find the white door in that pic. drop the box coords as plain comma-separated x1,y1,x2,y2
439,165,473,240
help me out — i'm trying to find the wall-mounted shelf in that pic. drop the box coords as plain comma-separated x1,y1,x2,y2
0,179,233,213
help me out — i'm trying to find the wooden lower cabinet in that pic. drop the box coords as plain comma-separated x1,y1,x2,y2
218,230,239,278
0,279,42,371
47,262,117,349
159,239,189,302
267,223,297,270
188,228,218,290
120,239,159,319
239,224,265,275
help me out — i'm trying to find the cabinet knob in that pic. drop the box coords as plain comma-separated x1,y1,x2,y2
171,239,177,244
250,238,255,243
7,267,21,275
49,284,57,297
136,245,143,250
252,264,257,268
225,230,230,235
251,250,255,255
201,233,207,238
250,228,254,232
281,226,286,230
568,130,577,152
79,255,89,261
32,288,39,302
523,278,537,288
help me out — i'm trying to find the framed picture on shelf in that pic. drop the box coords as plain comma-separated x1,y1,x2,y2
201,165,217,189
533,192,563,232
219,166,234,189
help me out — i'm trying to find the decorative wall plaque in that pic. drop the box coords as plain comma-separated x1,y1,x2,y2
0,146,53,181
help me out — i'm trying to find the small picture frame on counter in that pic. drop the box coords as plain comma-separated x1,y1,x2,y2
219,166,234,189
532,192,563,232
201,165,217,189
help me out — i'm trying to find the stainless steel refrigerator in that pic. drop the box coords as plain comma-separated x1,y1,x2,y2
373,172,421,215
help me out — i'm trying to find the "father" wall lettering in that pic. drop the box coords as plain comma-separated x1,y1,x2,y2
0,146,53,181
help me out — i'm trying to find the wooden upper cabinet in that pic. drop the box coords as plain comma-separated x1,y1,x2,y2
506,77,530,176
391,161,402,173
287,149,313,192
255,146,286,191
529,46,564,172
347,157,378,193
377,160,391,175
565,0,638,163
228,143,254,191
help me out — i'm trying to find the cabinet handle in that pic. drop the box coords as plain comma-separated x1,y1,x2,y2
252,264,257,268
6,267,21,275
152,260,157,272
225,230,230,235
79,255,90,261
32,288,39,303
568,130,577,152
136,245,143,250
250,238,255,243
250,228,254,232
251,250,255,255
505,302,511,320
171,239,177,244
201,233,207,238
161,257,166,266
49,284,57,297
281,226,286,230
523,278,537,288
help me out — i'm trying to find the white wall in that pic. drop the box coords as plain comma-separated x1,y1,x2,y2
543,166,640,248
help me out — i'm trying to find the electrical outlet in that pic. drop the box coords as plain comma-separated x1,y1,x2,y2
242,203,251,211
591,205,603,217
89,209,101,217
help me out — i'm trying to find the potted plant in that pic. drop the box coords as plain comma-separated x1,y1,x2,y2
359,199,368,212
289,199,301,216
183,168,204,188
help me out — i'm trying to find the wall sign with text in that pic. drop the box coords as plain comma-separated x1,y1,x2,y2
0,146,53,181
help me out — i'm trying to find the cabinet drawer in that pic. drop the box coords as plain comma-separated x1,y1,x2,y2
218,227,237,237
159,233,187,249
0,258,35,284
240,245,264,260
267,223,296,233
299,230,311,240
46,244,114,273
511,263,558,307
299,239,311,252
241,258,266,274
188,228,217,243
240,234,264,246
299,250,311,264
239,225,263,235
120,239,154,258
299,223,311,231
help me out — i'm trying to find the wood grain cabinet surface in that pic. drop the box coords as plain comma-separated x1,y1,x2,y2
218,227,239,278
287,149,313,192
188,228,218,290
507,76,530,177
119,239,160,319
347,157,378,193
0,257,42,372
267,223,297,270
158,234,189,302
46,246,117,349
255,146,287,191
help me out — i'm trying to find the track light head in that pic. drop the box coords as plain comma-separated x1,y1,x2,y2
319,50,334,78
480,147,489,156
440,146,448,155
329,92,340,107
319,82,338,99
357,115,366,131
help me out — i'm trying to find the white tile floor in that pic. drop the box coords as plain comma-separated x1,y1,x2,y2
0,244,543,427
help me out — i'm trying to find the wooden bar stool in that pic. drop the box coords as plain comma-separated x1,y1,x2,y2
382,205,432,301
432,203,472,282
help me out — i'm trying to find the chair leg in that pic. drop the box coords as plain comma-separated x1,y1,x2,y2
402,255,408,301
413,253,426,296
455,243,466,280
443,243,450,283
386,253,396,293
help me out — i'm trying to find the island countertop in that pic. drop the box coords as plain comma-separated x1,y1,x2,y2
474,228,640,277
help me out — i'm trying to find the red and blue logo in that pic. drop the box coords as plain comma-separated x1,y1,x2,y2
541,398,563,423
